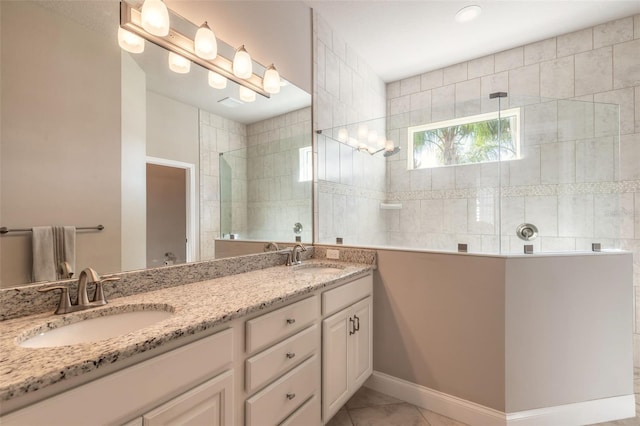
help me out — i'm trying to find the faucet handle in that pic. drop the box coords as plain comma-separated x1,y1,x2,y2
38,286,72,315
92,276,120,305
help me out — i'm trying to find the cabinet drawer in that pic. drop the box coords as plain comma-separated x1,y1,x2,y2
246,324,319,393
322,274,372,316
279,394,320,426
245,355,319,426
246,296,319,354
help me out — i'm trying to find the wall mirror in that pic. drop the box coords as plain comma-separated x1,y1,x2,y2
0,0,311,288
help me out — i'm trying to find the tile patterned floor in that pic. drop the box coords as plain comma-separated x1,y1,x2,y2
328,369,640,426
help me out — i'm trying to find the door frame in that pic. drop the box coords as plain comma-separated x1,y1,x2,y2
146,156,196,263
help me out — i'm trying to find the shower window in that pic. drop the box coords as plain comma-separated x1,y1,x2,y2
408,108,521,170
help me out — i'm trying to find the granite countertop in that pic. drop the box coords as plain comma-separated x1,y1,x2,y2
0,259,373,403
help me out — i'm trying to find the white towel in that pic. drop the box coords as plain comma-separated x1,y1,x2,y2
32,227,56,282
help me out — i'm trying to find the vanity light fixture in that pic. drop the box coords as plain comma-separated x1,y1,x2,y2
208,70,227,89
168,52,191,73
239,86,256,103
194,22,217,60
140,0,170,36
233,45,253,79
263,64,281,94
120,1,273,98
117,27,145,53
455,5,482,23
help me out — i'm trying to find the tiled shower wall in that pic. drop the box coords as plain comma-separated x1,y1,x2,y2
384,15,640,364
199,110,247,260
245,107,313,243
313,12,388,246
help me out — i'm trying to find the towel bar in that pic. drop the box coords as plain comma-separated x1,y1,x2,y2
0,225,104,234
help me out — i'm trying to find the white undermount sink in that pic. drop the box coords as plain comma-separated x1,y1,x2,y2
292,264,345,275
18,308,174,348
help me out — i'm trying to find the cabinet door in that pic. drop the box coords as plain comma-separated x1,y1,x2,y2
143,370,233,426
322,307,350,422
349,297,372,390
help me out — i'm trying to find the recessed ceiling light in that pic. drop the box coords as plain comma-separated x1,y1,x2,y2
455,5,482,23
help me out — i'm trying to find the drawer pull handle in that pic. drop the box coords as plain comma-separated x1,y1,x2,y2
349,317,355,335
286,318,296,325
286,392,296,400
354,314,360,332
286,352,296,359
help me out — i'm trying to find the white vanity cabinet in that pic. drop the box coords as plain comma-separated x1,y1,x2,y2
244,295,322,426
321,275,373,423
0,329,235,426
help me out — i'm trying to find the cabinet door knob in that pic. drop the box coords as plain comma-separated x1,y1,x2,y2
286,392,296,400
349,317,355,335
286,352,296,359
286,318,296,325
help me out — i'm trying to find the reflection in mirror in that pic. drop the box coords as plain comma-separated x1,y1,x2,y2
0,1,311,287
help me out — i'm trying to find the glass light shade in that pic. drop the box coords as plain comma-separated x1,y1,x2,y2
455,5,482,23
357,125,368,140
233,45,252,79
208,71,227,89
337,128,349,142
385,140,395,151
367,130,378,145
263,64,281,94
194,22,217,60
141,0,170,36
239,86,256,102
118,28,144,53
168,52,190,74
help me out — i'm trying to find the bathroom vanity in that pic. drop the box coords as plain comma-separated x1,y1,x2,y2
0,256,374,425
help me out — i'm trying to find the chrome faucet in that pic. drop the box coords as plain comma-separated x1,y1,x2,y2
39,267,119,314
264,242,280,252
290,244,307,265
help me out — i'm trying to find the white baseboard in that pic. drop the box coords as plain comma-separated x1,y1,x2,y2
365,371,636,426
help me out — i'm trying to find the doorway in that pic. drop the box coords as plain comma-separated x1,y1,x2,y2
146,157,196,268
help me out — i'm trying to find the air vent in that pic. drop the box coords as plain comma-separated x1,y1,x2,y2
218,97,243,108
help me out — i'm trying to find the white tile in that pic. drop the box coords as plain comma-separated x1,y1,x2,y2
324,139,341,182
575,47,613,96
594,102,622,138
468,196,496,235
390,95,411,115
410,167,431,190
480,72,509,112
455,78,481,118
524,38,556,65
443,198,468,233
387,81,400,99
495,47,524,72
339,62,353,105
620,133,640,181
400,75,421,96
557,99,594,142
557,27,593,57
575,136,615,183
399,200,421,234
613,39,640,89
455,163,481,189
525,195,558,236
339,143,353,186
388,159,411,192
421,69,443,91
540,56,574,99
315,14,333,49
594,193,634,238
431,84,455,122
524,101,558,146
501,196,525,235
443,62,468,85
509,64,540,106
325,50,340,98
558,194,594,237
509,145,541,186
346,45,359,70
420,199,444,233
594,17,634,48
540,141,576,184
332,31,346,61
468,55,495,79
410,91,431,112
431,166,455,189
540,237,576,252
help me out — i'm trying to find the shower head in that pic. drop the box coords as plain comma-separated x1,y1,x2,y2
383,146,401,157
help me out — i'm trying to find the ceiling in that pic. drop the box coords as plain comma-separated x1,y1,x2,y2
307,1,640,82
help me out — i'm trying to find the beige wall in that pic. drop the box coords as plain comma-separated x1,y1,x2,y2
166,1,312,94
0,1,121,287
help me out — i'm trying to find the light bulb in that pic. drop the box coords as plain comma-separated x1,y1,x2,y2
263,64,281,94
385,140,395,151
338,129,349,142
141,0,170,37
233,45,252,79
367,130,378,145
194,22,217,60
357,125,368,140
118,28,144,53
239,86,256,102
168,52,190,74
208,71,227,89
